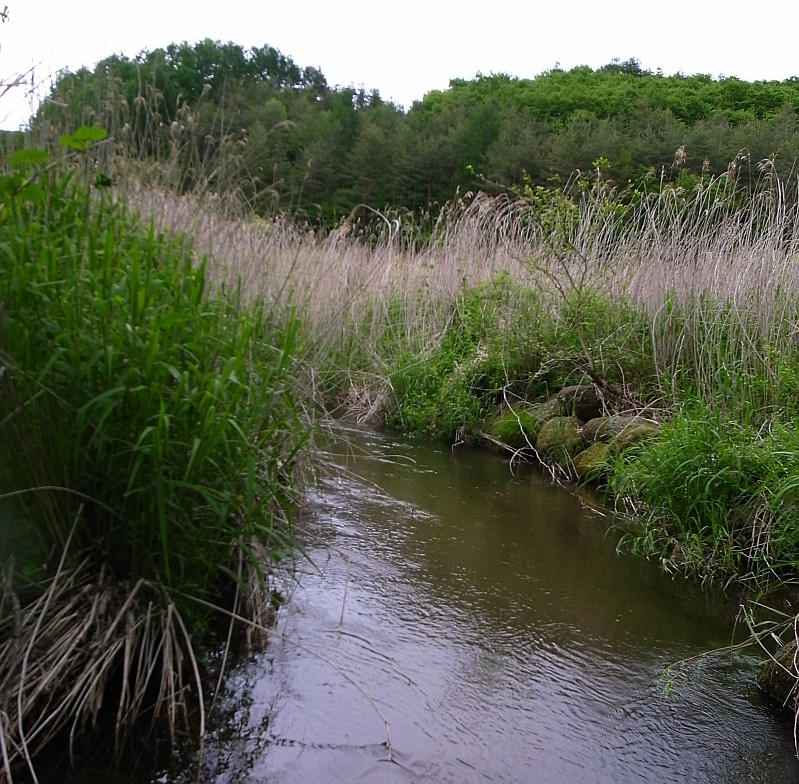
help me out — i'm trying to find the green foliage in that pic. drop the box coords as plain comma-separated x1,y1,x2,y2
59,125,107,150
758,425,799,572
380,277,517,437
8,148,48,167
387,286,493,438
0,146,49,210
378,273,651,439
0,149,309,623
34,45,799,226
606,405,793,583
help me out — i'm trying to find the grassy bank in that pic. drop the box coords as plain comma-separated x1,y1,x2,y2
0,142,311,779
124,162,799,590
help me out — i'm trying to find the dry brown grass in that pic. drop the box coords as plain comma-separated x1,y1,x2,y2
29,68,799,408
119,174,799,422
0,532,202,781
0,529,282,783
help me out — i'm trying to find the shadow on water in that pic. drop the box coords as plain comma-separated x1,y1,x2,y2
186,426,798,784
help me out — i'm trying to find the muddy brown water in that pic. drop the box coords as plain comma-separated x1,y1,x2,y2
181,426,798,784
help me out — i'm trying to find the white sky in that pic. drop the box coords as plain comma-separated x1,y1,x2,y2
2,1,799,131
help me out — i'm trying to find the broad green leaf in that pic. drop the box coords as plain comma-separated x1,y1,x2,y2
59,126,108,151
9,148,49,168
18,183,44,206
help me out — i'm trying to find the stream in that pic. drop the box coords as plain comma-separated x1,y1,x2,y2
185,425,799,783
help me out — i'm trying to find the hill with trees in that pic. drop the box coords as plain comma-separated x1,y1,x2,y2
32,42,799,224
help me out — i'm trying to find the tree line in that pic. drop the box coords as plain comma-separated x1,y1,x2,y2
32,42,799,224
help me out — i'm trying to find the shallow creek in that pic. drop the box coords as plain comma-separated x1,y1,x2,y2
182,425,798,784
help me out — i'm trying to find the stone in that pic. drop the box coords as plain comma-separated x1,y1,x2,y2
582,415,658,444
556,385,606,421
613,422,660,451
572,442,612,480
530,396,561,423
758,641,799,708
535,416,584,467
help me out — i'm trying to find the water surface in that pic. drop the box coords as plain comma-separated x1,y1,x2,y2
193,427,798,783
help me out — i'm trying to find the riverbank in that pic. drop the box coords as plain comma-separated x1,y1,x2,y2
301,189,799,593
130,166,799,721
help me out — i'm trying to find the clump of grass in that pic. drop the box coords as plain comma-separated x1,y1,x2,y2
486,407,543,448
605,403,792,586
0,152,310,776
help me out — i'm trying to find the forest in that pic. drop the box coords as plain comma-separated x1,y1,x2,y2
28,40,799,224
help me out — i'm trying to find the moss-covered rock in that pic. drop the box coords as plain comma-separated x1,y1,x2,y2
572,442,612,480
478,385,661,479
582,416,612,444
530,396,561,423
556,385,605,421
486,407,542,448
614,421,660,451
582,415,658,444
529,385,605,426
536,416,584,467
758,641,798,708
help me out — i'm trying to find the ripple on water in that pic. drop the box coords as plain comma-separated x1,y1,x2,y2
189,433,799,784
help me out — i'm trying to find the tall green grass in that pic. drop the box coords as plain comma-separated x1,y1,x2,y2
606,403,799,591
0,152,310,775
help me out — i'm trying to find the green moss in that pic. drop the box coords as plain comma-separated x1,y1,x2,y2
487,408,543,447
573,442,612,480
535,416,584,466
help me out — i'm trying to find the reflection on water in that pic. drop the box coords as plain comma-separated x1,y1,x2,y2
192,426,797,784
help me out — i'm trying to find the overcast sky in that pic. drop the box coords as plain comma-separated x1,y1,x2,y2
3,1,799,131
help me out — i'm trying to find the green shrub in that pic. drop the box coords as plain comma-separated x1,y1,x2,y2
382,275,550,436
